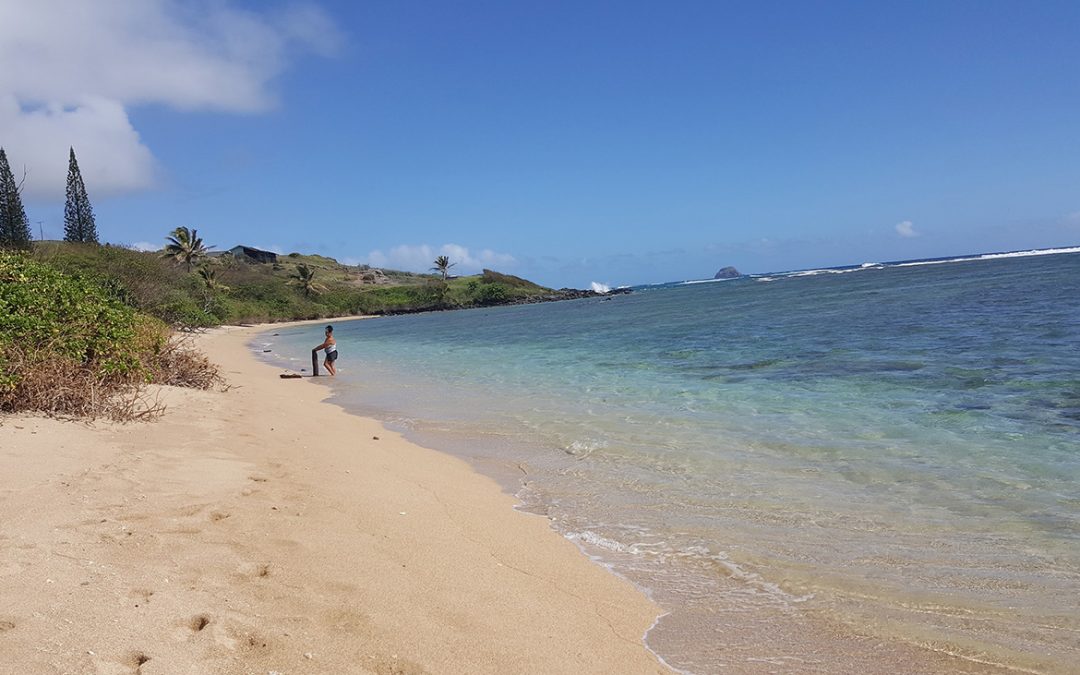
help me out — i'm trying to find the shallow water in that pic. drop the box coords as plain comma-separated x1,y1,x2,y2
259,250,1080,673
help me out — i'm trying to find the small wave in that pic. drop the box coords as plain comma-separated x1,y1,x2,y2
565,530,633,553
892,257,978,268
978,246,1080,260
564,439,606,459
892,246,1080,268
671,246,1079,288
564,531,814,604
785,268,853,277
681,277,738,285
772,247,1080,279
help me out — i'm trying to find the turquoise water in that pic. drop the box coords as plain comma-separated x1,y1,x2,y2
259,249,1080,673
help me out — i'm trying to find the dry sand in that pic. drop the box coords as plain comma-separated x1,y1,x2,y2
0,321,668,674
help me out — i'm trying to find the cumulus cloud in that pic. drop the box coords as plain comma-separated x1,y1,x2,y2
128,241,160,252
0,1,340,200
1,96,157,198
363,244,517,274
895,220,918,238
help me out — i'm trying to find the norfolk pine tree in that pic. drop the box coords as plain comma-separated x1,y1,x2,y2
64,147,98,243
0,148,32,249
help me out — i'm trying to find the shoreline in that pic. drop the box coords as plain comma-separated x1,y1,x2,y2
0,321,668,674
262,317,1040,674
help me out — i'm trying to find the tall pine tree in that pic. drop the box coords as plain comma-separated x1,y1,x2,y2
64,147,98,244
0,147,32,249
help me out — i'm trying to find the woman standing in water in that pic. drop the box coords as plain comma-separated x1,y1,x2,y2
314,325,338,376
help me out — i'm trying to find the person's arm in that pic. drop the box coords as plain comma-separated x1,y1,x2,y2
314,339,329,350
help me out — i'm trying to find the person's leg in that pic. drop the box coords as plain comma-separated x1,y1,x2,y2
325,357,336,376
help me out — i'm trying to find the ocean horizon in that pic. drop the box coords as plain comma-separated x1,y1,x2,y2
259,245,1080,673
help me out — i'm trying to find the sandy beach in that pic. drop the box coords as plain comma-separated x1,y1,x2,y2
0,321,668,674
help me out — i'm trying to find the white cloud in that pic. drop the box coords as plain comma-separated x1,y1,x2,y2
1,95,157,198
0,1,340,200
363,244,517,274
895,220,918,238
129,241,159,252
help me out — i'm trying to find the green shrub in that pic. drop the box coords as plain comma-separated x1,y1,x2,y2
319,288,366,316
157,291,216,329
0,252,219,418
469,281,510,306
1,252,141,376
353,284,449,313
480,269,537,288
32,242,185,313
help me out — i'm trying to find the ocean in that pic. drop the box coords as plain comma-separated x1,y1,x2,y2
257,247,1080,673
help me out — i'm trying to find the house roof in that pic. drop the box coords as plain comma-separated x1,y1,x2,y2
229,245,277,255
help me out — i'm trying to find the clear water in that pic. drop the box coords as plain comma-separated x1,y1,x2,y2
258,250,1080,673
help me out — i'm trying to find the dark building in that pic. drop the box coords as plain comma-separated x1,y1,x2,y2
228,245,278,264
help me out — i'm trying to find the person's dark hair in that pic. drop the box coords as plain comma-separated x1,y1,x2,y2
326,325,333,333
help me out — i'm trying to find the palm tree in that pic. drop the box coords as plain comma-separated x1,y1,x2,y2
197,265,229,293
197,265,229,313
162,227,210,272
290,263,326,297
431,255,456,280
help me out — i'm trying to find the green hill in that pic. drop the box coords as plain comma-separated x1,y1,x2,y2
28,241,589,328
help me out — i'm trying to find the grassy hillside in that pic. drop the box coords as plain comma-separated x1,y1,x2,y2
28,242,582,328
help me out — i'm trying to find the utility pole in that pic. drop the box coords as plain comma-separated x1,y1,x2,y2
36,221,44,241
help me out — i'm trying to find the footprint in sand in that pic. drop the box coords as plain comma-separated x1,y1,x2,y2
209,511,230,522
245,634,269,649
189,614,211,632
367,654,428,675
177,504,208,517
129,651,151,672
0,619,15,632
236,562,272,580
130,589,154,607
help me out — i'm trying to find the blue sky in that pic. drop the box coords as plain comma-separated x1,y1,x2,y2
4,1,1079,288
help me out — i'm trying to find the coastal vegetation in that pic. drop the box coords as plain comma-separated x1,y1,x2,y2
3,160,593,418
162,226,209,271
0,148,32,249
0,252,219,419
289,263,327,297
431,255,455,279
63,148,98,244
27,239,583,329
